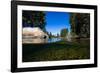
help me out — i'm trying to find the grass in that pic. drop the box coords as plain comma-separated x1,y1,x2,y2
22,39,90,62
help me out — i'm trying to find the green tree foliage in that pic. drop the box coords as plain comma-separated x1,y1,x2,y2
57,33,60,38
70,13,90,38
60,28,68,37
49,32,52,38
22,11,46,32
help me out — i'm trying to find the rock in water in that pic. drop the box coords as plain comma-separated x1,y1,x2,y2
22,27,48,43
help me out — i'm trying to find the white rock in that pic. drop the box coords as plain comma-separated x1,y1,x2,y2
22,27,48,43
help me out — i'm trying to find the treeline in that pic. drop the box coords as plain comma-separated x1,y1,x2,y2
70,13,90,38
22,11,46,32
47,28,68,38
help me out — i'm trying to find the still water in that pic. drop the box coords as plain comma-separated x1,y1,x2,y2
22,36,61,43
48,38,61,43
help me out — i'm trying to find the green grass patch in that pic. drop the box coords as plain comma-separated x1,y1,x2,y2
22,39,90,62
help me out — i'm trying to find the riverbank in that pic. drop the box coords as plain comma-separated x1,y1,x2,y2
23,39,90,62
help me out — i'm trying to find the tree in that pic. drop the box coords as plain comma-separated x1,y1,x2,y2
22,11,46,32
57,33,60,38
60,28,68,37
49,32,52,39
70,13,90,38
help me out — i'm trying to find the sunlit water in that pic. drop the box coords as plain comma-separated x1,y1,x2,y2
48,38,61,43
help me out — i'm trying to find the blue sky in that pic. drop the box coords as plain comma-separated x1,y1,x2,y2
45,11,70,35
